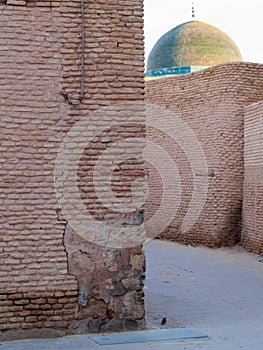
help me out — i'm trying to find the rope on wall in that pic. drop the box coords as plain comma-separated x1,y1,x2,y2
59,0,85,105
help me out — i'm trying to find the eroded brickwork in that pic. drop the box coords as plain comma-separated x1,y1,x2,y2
145,63,263,247
0,0,145,340
242,101,263,254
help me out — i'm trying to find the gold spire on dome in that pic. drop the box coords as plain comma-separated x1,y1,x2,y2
192,1,195,18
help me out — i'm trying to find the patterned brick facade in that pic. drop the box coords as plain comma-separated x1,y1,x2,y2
242,101,263,254
145,63,263,248
0,0,145,340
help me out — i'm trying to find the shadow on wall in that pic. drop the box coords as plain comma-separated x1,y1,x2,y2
145,62,263,251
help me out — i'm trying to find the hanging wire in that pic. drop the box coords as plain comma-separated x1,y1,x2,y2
59,0,85,105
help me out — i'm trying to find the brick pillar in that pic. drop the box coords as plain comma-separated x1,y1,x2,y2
0,0,145,340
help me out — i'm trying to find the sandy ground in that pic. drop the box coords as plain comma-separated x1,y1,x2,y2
1,239,263,350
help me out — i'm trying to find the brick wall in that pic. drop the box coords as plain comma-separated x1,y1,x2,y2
145,63,263,247
0,0,145,340
242,101,263,254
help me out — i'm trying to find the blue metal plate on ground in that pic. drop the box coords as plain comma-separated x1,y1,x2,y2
89,328,208,345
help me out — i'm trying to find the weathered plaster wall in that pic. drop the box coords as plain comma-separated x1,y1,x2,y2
0,0,145,340
242,101,263,254
145,63,263,248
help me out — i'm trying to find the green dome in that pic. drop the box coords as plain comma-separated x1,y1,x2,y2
147,20,243,71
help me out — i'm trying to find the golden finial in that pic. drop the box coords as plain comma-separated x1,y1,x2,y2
192,1,195,18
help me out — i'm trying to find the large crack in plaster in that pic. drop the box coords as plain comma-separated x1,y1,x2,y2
63,224,94,306
57,209,146,331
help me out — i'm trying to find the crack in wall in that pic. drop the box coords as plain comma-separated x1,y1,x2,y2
56,208,82,305
56,209,145,330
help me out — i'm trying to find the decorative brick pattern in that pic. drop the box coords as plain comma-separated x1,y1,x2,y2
146,63,263,247
0,0,145,340
242,101,263,254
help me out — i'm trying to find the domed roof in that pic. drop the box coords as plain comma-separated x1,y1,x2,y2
147,20,243,71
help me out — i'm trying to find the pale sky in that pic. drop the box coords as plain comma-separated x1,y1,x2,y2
144,0,262,64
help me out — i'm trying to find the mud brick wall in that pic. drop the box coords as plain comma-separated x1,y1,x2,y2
0,0,145,340
145,63,263,248
242,101,263,254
